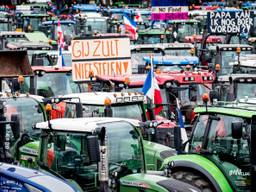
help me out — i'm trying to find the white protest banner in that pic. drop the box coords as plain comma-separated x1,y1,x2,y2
71,36,131,81
207,11,254,34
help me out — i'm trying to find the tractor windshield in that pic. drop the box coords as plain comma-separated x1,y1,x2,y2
65,103,145,121
221,51,251,75
164,48,191,56
191,113,250,190
5,97,45,144
34,72,80,97
236,83,256,99
105,121,143,169
131,50,162,72
40,121,143,191
53,23,76,39
137,34,171,44
86,18,108,34
0,22,8,31
174,23,199,42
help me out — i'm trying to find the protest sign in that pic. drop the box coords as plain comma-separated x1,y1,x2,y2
207,11,254,34
71,36,131,81
151,0,189,21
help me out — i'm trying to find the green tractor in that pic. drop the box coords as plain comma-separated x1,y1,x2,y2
165,99,256,191
34,117,199,192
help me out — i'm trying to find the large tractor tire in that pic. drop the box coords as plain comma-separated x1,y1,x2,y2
172,171,215,192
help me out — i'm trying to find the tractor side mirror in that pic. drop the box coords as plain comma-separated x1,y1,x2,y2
76,103,83,118
209,89,220,103
88,25,92,32
104,106,113,117
231,122,243,139
173,126,182,153
10,113,21,140
56,135,66,151
87,136,100,163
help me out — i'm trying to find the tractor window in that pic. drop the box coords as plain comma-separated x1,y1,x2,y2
35,72,80,97
179,86,190,106
112,104,144,121
105,121,143,172
221,51,251,75
191,114,250,164
5,97,45,140
207,115,249,157
236,83,256,99
44,132,98,191
160,88,170,119
190,114,208,151
196,84,211,104
164,49,191,56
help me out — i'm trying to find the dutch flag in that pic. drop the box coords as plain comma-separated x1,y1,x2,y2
56,19,65,67
123,14,138,40
142,56,163,115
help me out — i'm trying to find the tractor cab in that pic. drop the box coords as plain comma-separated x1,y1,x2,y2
143,55,199,73
95,71,214,126
0,31,29,50
16,13,50,32
35,117,199,192
49,91,179,148
177,102,256,191
30,50,72,67
130,44,164,73
0,93,46,164
75,15,110,36
137,28,173,44
215,74,256,101
25,66,80,97
40,20,77,48
0,11,14,32
167,19,201,43
163,42,195,56
207,44,253,74
213,55,256,102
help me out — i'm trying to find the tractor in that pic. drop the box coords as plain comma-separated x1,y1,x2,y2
165,97,256,191
34,117,200,192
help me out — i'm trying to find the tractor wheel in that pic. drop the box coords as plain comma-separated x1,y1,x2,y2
172,171,215,192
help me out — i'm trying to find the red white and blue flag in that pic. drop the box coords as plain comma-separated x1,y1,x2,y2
123,14,138,40
56,19,65,67
142,57,163,115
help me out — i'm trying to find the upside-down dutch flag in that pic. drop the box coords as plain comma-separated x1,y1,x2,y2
142,57,163,115
123,14,138,40
56,19,65,67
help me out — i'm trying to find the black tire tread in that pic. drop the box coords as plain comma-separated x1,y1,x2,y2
172,171,215,192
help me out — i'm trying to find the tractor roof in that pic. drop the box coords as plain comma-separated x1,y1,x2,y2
208,44,253,51
144,56,199,65
0,31,26,37
0,92,44,102
96,74,147,87
218,74,256,82
32,66,72,72
7,41,52,50
195,104,256,118
61,92,144,105
131,44,163,50
35,117,140,133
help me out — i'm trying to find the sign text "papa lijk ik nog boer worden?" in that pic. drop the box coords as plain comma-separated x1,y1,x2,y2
207,11,253,34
